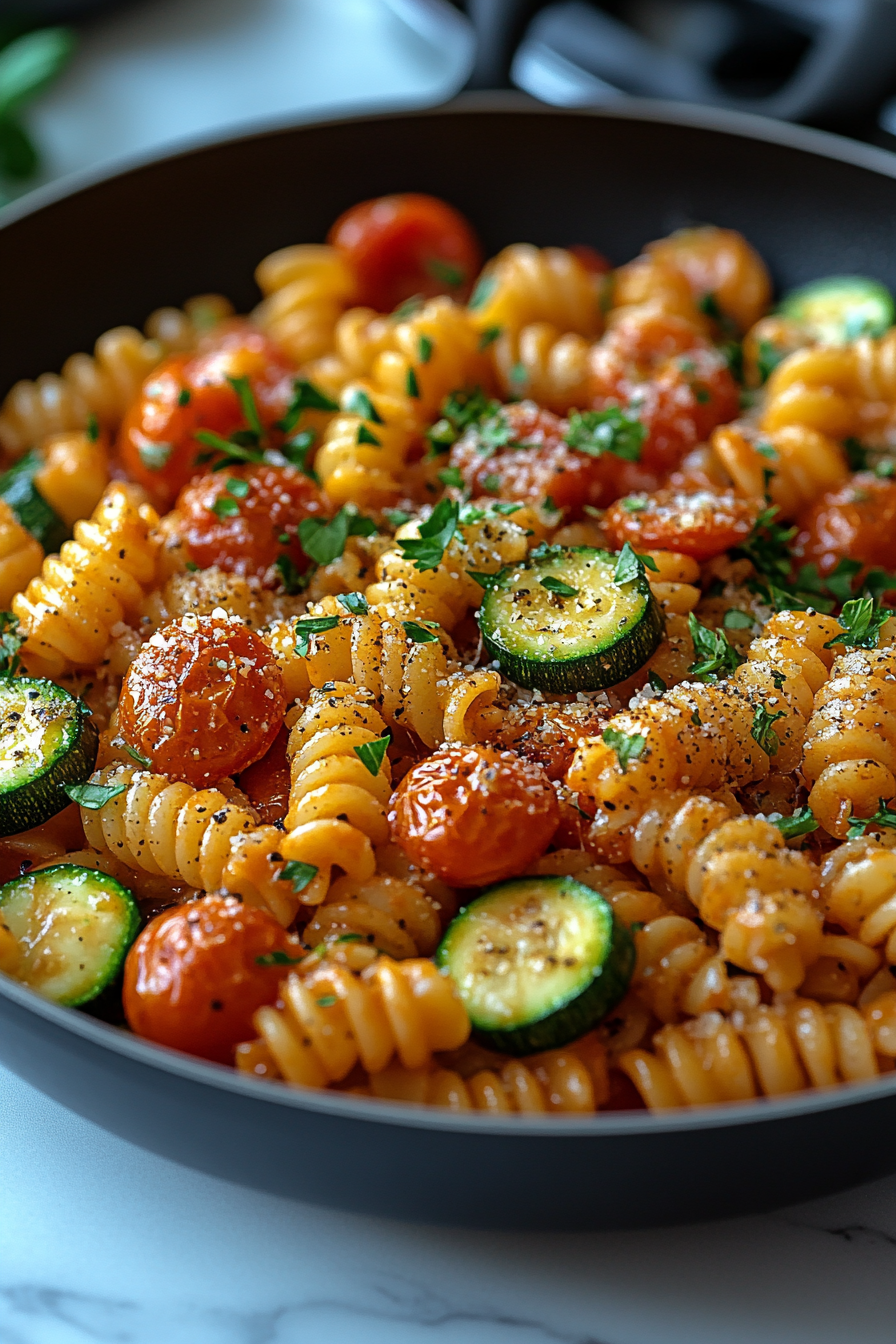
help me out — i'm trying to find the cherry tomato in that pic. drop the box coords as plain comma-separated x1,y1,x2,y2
567,244,612,275
237,725,290,824
449,403,599,516
173,463,324,579
390,744,559,887
123,895,298,1063
118,323,295,508
118,613,286,788
797,475,896,576
328,193,483,312
603,488,759,561
487,700,609,781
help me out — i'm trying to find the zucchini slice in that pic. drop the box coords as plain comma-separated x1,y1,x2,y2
0,864,139,1006
0,678,98,836
778,276,895,344
478,545,663,692
0,449,69,554
436,876,634,1055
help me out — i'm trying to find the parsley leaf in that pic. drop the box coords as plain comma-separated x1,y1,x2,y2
64,781,127,810
438,466,464,489
722,608,754,630
843,437,870,472
255,950,305,967
825,596,889,650
751,704,786,755
277,379,338,434
137,441,172,472
564,407,646,462
298,506,377,566
771,806,819,840
478,326,501,350
226,375,264,440
280,859,319,893
469,273,496,310
357,423,381,446
406,367,420,399
427,257,464,288
396,498,459,572
688,613,744,680
344,388,383,424
86,413,99,443
385,508,411,529
403,620,440,643
847,799,896,839
274,555,309,595
178,387,191,407
614,542,659,585
0,611,23,676
337,591,368,616
603,726,646,774
417,335,433,364
210,495,240,520
540,576,578,597
226,477,249,499
620,496,646,513
123,743,151,768
756,338,785,384
647,670,667,694
294,614,340,657
467,570,495,589
354,733,391,776
281,429,318,479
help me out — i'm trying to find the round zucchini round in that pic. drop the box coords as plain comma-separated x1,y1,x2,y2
778,275,895,344
0,677,98,836
436,875,635,1056
477,545,664,692
0,863,140,1006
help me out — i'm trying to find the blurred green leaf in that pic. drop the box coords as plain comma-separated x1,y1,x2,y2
0,116,36,179
0,27,75,119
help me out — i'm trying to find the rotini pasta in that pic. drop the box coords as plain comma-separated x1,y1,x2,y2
0,499,43,609
252,243,358,365
469,243,603,341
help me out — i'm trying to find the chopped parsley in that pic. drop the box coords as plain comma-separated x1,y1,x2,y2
137,441,172,472
178,387,191,407
647,670,667,694
467,570,495,589
385,508,412,529
427,257,464,289
86,414,99,443
751,704,786,756
402,620,441,644
277,379,338,434
417,335,433,364
396,497,459,572
123,743,151,768
274,555,308,595
210,494,240,520
294,614,339,657
337,591,368,616
843,437,870,472
756,338,785,384
345,389,383,423
614,542,659,585
564,407,646,462
482,473,501,494
847,799,896,839
722,608,754,630
281,430,318,480
225,477,249,499
771,806,819,840
256,950,305,967
298,506,377,567
438,466,464,489
688,614,743,680
825,596,890,650
280,860,319,893
354,733,391,776
603,726,646,774
469,273,496,310
540,576,578,597
357,424,381,446
64,781,127,810
478,326,501,350
620,496,646,513
227,375,264,440
406,367,420,399
0,612,24,677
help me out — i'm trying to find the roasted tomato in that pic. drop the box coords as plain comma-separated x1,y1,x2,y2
123,895,298,1063
487,700,610,781
603,488,759,561
118,323,296,508
449,403,599,516
237,725,290,825
172,462,325,579
390,744,559,887
118,613,286,788
797,474,896,576
328,193,483,311
590,313,739,478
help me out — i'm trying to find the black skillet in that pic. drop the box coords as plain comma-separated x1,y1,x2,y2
2,96,896,1231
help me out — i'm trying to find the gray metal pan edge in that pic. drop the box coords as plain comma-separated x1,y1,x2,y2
2,97,896,1228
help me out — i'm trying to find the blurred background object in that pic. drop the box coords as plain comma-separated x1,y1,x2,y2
6,0,896,211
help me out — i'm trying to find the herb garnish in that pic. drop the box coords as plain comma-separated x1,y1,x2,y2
402,620,441,643
825,596,890,650
771,806,819,840
0,612,23,677
337,591,369,616
280,860,319,893
687,614,744,680
846,799,896,839
294,615,339,658
354,734,391,776
540,576,578,597
614,542,659,585
396,498,459,572
64,781,127,810
298,506,377,567
564,408,646,462
751,704,786,756
603,726,646,773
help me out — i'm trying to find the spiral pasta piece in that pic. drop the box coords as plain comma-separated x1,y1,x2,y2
469,244,603,340
821,836,896,965
567,610,840,852
803,646,896,838
0,296,227,456
31,430,111,529
620,996,890,1109
643,226,772,333
243,956,470,1086
365,1033,610,1113
607,254,705,327
12,484,160,677
490,323,592,410
366,503,535,629
252,243,358,365
761,345,860,439
302,872,444,959
0,498,43,609
711,422,848,518
314,385,416,508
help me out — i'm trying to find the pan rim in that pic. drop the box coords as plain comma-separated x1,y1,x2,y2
3,93,896,1141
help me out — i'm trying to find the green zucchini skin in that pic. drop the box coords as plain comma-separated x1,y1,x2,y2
478,546,664,693
436,875,635,1056
0,863,140,1006
778,275,895,344
0,678,98,836
0,449,69,554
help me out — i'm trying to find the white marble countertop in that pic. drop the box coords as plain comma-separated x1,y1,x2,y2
5,1062,896,1344
6,3,896,1338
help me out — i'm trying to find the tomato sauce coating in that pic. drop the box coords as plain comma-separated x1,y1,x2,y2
604,488,758,561
118,614,286,787
123,895,298,1063
390,744,559,886
797,475,896,577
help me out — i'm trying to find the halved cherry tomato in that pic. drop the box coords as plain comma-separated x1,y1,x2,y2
118,613,286,788
118,322,296,508
603,488,759,561
173,462,325,579
123,895,299,1063
237,725,290,825
390,744,559,887
328,193,483,312
487,699,610,781
797,474,896,576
